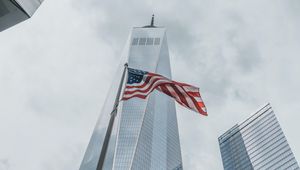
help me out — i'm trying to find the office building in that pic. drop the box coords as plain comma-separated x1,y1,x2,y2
0,0,43,32
219,103,299,170
80,18,183,170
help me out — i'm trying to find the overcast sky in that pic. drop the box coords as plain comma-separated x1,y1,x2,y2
1,0,300,169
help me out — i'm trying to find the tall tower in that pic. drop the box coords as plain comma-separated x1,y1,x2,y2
0,0,43,32
218,103,299,170
80,17,183,170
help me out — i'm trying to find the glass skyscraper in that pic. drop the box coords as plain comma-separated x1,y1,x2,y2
218,103,299,170
0,0,43,32
80,21,183,170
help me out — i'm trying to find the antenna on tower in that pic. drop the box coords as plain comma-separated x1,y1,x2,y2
150,14,154,27
143,14,156,28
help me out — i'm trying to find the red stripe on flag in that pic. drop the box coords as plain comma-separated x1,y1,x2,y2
122,94,148,100
187,91,200,97
169,84,189,108
124,79,170,95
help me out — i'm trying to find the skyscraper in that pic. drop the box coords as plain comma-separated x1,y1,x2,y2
80,18,183,170
0,0,43,32
218,103,299,170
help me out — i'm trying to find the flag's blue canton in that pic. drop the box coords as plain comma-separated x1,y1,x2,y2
127,68,148,84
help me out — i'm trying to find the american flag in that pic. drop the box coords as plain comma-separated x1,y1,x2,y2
122,67,207,116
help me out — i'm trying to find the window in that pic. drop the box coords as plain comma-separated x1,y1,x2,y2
132,37,161,46
154,38,160,45
146,38,154,45
0,1,9,17
132,38,138,45
139,38,146,45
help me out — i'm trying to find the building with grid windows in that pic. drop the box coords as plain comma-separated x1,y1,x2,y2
0,0,43,32
218,103,299,170
80,18,183,170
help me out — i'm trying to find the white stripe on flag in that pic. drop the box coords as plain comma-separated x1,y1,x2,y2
182,85,199,93
165,85,188,107
194,96,203,102
125,79,171,95
175,84,198,112
125,75,164,92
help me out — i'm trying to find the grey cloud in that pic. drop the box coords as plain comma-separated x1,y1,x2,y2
1,0,300,169
235,41,261,73
0,159,10,170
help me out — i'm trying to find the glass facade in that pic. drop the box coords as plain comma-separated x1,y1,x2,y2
219,103,299,170
0,0,43,32
80,27,182,170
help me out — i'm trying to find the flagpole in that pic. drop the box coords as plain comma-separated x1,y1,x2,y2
97,63,128,170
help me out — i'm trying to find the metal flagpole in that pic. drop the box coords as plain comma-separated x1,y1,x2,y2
97,63,128,170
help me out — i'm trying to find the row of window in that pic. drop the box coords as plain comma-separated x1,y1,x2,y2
276,159,299,170
255,149,293,169
243,117,277,143
250,142,291,169
218,125,240,142
248,132,284,158
221,114,278,153
244,122,280,148
221,120,284,167
238,105,272,129
219,109,273,145
220,136,247,164
132,37,161,46
246,127,282,153
240,110,274,137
